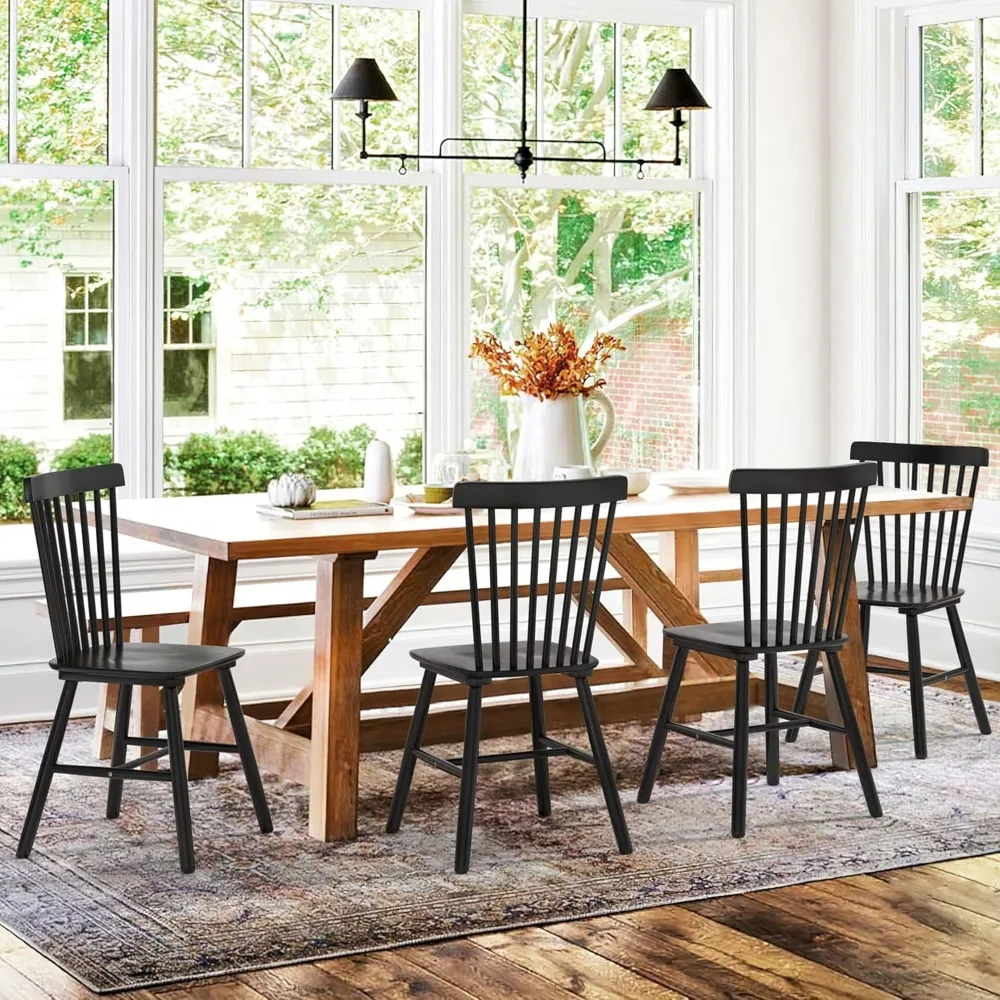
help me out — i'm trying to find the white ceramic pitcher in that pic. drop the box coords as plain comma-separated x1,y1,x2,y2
512,391,616,481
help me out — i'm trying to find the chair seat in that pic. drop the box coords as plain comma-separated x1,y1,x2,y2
665,619,846,657
857,581,963,612
411,641,598,681
52,643,244,684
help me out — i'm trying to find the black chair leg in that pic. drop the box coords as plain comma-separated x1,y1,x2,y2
106,683,133,819
947,604,992,736
17,680,77,860
731,659,750,838
455,685,483,874
164,686,196,874
827,651,882,819
637,646,689,802
764,654,780,786
387,670,436,834
576,675,632,855
905,613,928,759
528,676,551,817
218,666,273,834
860,603,872,663
785,650,819,743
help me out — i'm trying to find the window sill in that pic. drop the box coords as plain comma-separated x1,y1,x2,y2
0,522,190,588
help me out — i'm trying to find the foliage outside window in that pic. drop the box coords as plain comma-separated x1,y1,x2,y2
463,16,690,179
464,14,699,472
916,18,1000,497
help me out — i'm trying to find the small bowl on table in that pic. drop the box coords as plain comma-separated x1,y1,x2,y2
422,484,454,505
603,468,652,496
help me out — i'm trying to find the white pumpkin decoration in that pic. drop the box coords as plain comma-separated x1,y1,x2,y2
267,473,317,508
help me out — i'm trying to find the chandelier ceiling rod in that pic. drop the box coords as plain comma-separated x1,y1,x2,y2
333,0,711,180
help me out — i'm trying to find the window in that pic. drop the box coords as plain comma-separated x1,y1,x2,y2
164,276,213,418
463,10,701,471
0,0,731,516
904,13,1000,498
155,0,428,494
156,0,419,170
0,2,115,490
64,274,113,420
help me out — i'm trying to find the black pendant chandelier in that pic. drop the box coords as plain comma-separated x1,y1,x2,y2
333,0,710,180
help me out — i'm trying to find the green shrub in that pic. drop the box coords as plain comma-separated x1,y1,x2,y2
171,428,291,495
0,436,39,522
295,425,375,488
395,430,423,485
51,433,113,471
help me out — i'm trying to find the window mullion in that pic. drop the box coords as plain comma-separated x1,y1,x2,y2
535,15,544,162
975,16,984,175
243,0,252,168
116,0,156,497
332,2,341,169
613,22,623,175
8,0,16,162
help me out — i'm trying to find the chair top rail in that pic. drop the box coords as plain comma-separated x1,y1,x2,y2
850,441,989,469
729,463,878,496
24,463,125,503
454,476,628,511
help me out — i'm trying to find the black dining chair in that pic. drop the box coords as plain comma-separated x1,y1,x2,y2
386,476,633,874
786,441,991,759
17,463,272,873
638,464,883,838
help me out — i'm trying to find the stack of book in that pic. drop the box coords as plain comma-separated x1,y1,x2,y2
256,499,392,520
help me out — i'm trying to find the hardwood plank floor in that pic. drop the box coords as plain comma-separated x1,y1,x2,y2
2,676,998,999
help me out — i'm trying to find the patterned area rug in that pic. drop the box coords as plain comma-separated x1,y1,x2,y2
0,670,997,994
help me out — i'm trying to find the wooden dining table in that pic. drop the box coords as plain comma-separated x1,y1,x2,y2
110,484,970,843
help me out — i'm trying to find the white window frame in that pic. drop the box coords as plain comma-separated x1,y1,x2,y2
0,0,745,501
447,0,742,470
887,0,1000,518
143,0,437,494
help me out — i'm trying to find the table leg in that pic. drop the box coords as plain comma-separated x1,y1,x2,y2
820,520,877,770
182,555,238,779
621,592,648,655
136,626,161,771
659,530,701,672
607,533,732,678
309,552,375,841
93,683,119,760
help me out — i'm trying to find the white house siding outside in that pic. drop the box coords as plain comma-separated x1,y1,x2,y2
0,208,425,463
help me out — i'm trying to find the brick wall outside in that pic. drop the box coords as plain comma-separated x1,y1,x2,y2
597,309,697,471
922,334,1000,499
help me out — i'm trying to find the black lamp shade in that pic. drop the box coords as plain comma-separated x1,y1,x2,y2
333,58,398,102
645,68,710,111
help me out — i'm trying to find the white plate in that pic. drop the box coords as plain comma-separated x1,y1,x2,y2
393,494,461,516
658,470,730,495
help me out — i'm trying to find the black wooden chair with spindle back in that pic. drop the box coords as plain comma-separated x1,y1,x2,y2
786,442,991,759
386,476,632,874
18,464,272,873
638,464,883,838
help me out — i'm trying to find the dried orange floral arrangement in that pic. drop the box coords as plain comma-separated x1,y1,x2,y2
471,322,625,401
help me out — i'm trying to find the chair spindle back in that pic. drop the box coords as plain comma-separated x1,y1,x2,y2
850,441,988,593
24,463,126,662
452,476,628,672
729,463,878,646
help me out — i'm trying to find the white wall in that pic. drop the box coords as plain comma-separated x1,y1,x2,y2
751,0,832,465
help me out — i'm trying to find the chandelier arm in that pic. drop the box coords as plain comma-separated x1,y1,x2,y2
360,151,520,162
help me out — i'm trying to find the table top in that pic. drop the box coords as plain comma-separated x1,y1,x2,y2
110,486,973,562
